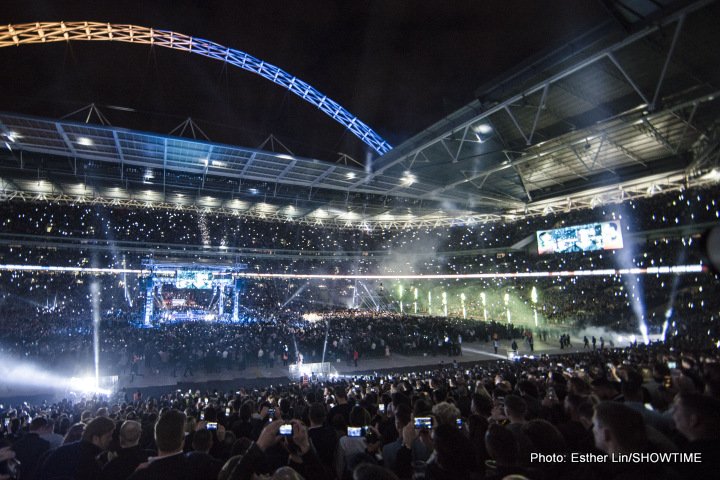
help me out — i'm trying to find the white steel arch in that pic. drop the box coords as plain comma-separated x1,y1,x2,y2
0,21,392,155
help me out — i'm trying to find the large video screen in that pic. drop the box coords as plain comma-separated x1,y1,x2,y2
175,271,213,289
537,220,623,254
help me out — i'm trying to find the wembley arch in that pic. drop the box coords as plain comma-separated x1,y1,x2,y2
0,21,392,155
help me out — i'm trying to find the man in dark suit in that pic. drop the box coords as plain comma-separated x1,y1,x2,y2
11,416,51,480
101,420,151,480
128,409,202,480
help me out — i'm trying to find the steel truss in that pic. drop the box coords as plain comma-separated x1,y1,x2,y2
372,0,717,200
0,21,391,155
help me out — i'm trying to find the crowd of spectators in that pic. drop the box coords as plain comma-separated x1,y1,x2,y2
0,183,718,477
0,307,538,379
2,340,720,479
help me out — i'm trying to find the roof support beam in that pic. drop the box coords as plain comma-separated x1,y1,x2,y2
112,130,125,180
606,52,649,105
454,125,471,163
528,83,550,145
503,106,529,144
239,152,258,177
310,165,336,187
651,14,685,111
162,138,167,197
676,101,699,152
55,124,78,157
641,118,677,154
604,137,647,166
591,134,607,170
276,159,298,180
201,145,214,188
372,1,707,176
438,139,457,164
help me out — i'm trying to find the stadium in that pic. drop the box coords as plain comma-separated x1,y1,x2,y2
1,1,719,479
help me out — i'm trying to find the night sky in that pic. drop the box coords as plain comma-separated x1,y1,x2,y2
1,1,608,162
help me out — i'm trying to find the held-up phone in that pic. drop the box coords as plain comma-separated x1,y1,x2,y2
206,422,218,430
378,404,385,413
347,426,364,437
667,361,677,369
456,418,463,429
225,407,231,416
279,424,293,436
268,408,276,419
414,417,433,430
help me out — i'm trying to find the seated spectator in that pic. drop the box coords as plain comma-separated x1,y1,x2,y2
63,423,86,445
39,417,64,449
328,388,352,427
185,428,223,480
592,402,678,479
37,416,115,480
335,406,375,480
11,416,51,480
483,423,527,480
382,403,411,474
101,420,151,480
621,369,674,434
128,409,201,480
226,420,331,480
353,462,398,480
430,402,460,428
502,394,534,465
672,393,720,479
307,402,338,469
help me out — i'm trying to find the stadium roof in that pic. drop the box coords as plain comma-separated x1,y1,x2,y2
1,0,719,228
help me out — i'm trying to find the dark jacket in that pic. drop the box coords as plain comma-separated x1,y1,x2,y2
184,451,223,480
227,442,333,480
126,452,203,480
11,432,50,480
37,440,103,480
101,445,153,480
308,424,339,468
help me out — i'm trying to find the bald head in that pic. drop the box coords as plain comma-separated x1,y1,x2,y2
120,420,142,448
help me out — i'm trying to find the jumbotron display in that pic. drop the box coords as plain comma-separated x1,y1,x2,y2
175,271,214,289
537,220,623,254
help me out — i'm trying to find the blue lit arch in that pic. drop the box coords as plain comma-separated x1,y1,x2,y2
0,21,392,155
